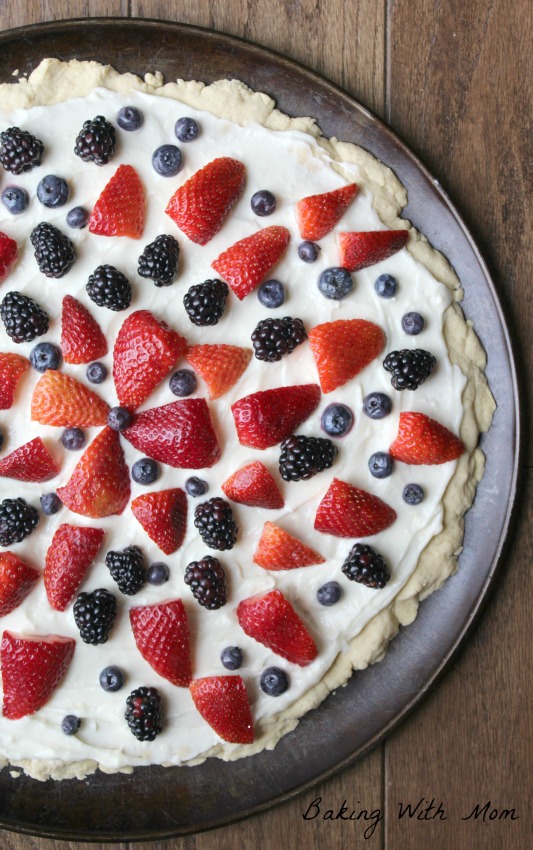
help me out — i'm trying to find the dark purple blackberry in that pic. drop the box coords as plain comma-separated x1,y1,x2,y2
105,545,146,596
0,127,44,174
73,588,117,644
383,348,436,391
0,291,49,343
125,687,162,741
74,115,116,166
341,543,390,589
251,317,307,362
184,555,227,610
137,234,180,287
194,498,237,551
183,279,228,326
0,497,39,546
279,434,338,482
30,222,76,278
86,265,132,311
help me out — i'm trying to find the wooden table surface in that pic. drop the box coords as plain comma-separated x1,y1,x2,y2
0,1,530,848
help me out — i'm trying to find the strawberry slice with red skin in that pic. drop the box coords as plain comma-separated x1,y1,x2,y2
0,352,29,410
232,384,321,450
212,225,290,300
308,319,385,394
1,632,75,720
186,344,252,400
31,370,110,428
166,156,246,245
0,437,59,482
221,462,284,509
338,229,408,272
131,488,187,555
389,411,465,465
130,599,192,687
237,589,317,666
0,232,18,283
0,553,40,617
123,399,221,469
189,676,254,744
296,183,359,241
61,295,108,365
253,522,325,570
44,524,105,612
314,477,397,538
113,310,188,410
57,426,130,519
88,164,145,238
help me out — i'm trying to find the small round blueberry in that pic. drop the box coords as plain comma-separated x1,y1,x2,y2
220,646,243,671
401,311,425,335
66,206,90,229
374,274,398,298
61,428,86,451
99,666,125,692
251,190,276,216
368,451,394,479
362,392,392,420
321,403,354,437
40,492,62,515
147,562,170,586
258,279,285,309
131,458,160,485
169,369,197,397
298,240,320,263
61,714,81,735
317,581,343,606
0,428,3,451
107,407,133,431
318,267,353,300
86,361,108,384
403,483,424,505
152,144,183,177
117,106,144,131
185,476,208,497
174,117,199,142
29,342,62,373
37,174,69,208
1,186,28,214
260,667,289,696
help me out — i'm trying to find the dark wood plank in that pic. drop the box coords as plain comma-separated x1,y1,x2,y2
2,0,127,28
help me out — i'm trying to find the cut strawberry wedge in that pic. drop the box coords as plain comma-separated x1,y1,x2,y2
0,553,40,617
0,232,18,283
31,370,109,427
212,225,290,300
186,344,252,400
221,462,284,509
61,295,108,365
1,632,75,720
389,411,465,465
314,477,397,537
0,352,29,410
338,229,408,271
89,164,145,238
0,437,59,482
232,384,321,449
253,522,325,570
131,488,187,555
130,599,191,687
44,524,105,611
237,589,317,666
296,183,359,241
189,676,254,744
308,319,385,393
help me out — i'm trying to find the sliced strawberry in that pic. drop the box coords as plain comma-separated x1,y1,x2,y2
0,232,18,283
57,426,130,518
0,553,40,617
308,319,385,393
232,384,321,450
0,352,29,410
44,524,105,611
221,462,284,509
296,183,359,241
189,676,254,744
237,589,317,666
113,310,187,409
88,164,145,238
1,632,75,720
166,156,246,245
186,344,252,400
390,411,465,465
123,399,221,469
31,370,109,427
212,225,290,300
0,437,59,482
130,599,191,687
253,522,324,570
60,295,108,365
131,489,187,555
314,477,397,537
338,229,408,271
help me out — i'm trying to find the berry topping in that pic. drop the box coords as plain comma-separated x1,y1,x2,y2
86,362,108,385
368,451,394,479
105,545,146,596
186,344,252,400
31,370,109,427
107,407,133,432
183,278,228,326
0,437,59,482
253,522,325,571
131,458,160,485
321,403,354,437
232,384,321,450
99,666,124,692
237,589,318,666
73,588,117,645
44,524,105,611
258,279,285,308
37,174,69,208
338,229,409,271
0,231,18,283
0,552,39,617
0,127,44,174
169,369,197,397
2,186,28,214
189,675,254,744
0,498,39,546
88,164,145,239
0,352,29,409
251,316,307,362
185,476,208,497
86,264,132,311
61,715,81,735
194,497,237,551
318,267,353,300
152,144,183,177
403,483,425,504
389,411,465,465
30,222,76,278
40,492,62,516
374,273,398,298
74,115,116,166
137,234,180,287
314,478,397,538
30,342,62,373
147,562,170,585
174,116,199,142
1,633,75,720
130,599,191,687
298,240,320,262
342,543,391,589
131,488,187,555
260,667,289,696
212,225,290,300
383,348,436,391
220,646,242,670
61,295,108,365
362,392,392,419
2,291,49,344
185,555,227,609
125,687,163,741
279,434,338,481
251,189,276,216
309,319,385,394
117,106,144,131
222,461,284,510
66,206,90,229
317,581,342,606
402,311,425,335
296,184,358,241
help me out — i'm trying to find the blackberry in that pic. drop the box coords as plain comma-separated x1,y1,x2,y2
74,115,116,166
105,545,146,595
0,497,39,546
125,686,162,741
279,434,338,482
341,543,390,589
0,291,49,343
383,348,436,391
137,234,180,287
86,265,132,311
73,588,117,645
251,317,307,362
194,497,237,551
183,279,228,326
0,127,44,174
184,555,227,610
30,222,76,278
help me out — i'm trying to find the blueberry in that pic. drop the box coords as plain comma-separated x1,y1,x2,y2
40,492,62,515
147,562,170,585
321,403,354,437
174,117,199,142
251,190,276,216
0,428,3,451
401,311,425,335
260,667,289,696
117,106,144,131
318,267,353,300
152,144,183,177
29,342,62,373
169,369,197,397
1,186,28,214
61,714,81,735
258,279,285,308
61,428,86,451
37,175,69,208
132,458,160,485
298,241,320,263
66,206,90,229
220,646,243,670
99,665,125,692
86,361,108,384
362,392,392,419
368,451,394,478
317,581,342,606
403,483,424,505
185,476,208,497
374,274,398,298
107,407,133,431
